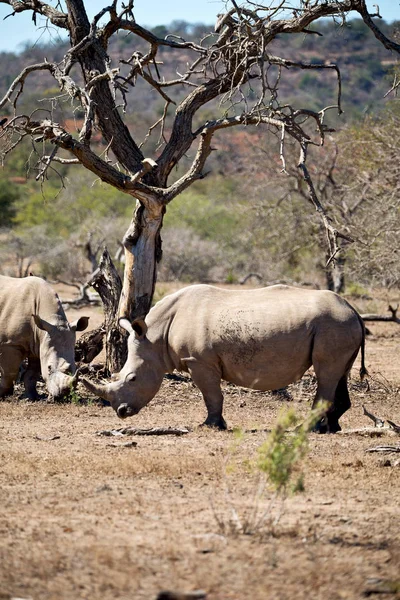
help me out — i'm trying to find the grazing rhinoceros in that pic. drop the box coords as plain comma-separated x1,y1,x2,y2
82,284,367,433
0,275,89,400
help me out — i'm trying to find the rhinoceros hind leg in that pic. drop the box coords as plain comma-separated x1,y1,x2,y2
312,370,352,433
203,414,228,430
324,375,351,433
312,415,329,434
311,377,339,434
0,347,24,398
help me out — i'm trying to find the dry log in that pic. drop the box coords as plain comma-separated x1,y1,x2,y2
96,427,191,437
361,304,400,324
156,591,207,600
338,427,398,437
365,445,400,453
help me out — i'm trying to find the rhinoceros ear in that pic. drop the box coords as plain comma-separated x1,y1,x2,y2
119,318,134,335
119,317,147,339
132,319,148,339
70,316,90,332
32,314,53,333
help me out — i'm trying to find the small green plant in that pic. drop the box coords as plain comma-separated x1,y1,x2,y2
257,408,309,495
225,271,238,284
212,406,326,537
66,383,81,405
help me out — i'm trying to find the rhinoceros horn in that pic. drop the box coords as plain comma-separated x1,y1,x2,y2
81,376,111,401
71,368,81,388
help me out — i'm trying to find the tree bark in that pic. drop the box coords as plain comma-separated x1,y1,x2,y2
118,201,165,322
87,249,128,373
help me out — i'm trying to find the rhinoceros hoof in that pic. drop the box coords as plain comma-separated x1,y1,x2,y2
313,417,341,434
202,416,227,431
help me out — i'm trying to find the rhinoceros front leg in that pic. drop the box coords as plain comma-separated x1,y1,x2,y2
0,346,24,398
184,358,227,430
22,357,41,400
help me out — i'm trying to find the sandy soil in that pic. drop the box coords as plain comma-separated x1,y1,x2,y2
0,285,399,600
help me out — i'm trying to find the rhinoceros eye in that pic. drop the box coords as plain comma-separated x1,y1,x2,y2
124,372,136,383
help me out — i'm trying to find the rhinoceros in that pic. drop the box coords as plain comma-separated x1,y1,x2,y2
0,275,89,400
82,284,367,433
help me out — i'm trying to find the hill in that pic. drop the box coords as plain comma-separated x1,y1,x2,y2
0,18,398,124
0,17,399,290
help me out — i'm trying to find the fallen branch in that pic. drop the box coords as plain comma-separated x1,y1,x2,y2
362,405,385,428
240,273,263,285
365,445,400,453
361,304,400,324
338,427,398,437
387,420,400,434
363,578,400,597
96,426,191,437
53,280,101,307
106,441,138,448
156,591,207,600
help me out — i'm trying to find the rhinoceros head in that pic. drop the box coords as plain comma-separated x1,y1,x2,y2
32,314,89,400
81,318,164,418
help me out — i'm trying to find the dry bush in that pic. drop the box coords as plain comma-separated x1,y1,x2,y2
158,227,227,283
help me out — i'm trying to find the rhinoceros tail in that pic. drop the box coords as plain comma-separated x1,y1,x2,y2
357,313,368,380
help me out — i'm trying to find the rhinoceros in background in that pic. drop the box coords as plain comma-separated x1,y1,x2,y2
82,284,367,433
0,275,89,400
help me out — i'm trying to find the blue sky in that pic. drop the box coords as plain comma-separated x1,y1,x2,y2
0,0,399,53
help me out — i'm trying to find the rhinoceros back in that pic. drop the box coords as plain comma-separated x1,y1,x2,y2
145,284,364,391
0,275,66,351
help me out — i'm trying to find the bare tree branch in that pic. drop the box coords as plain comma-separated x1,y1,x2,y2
1,0,400,350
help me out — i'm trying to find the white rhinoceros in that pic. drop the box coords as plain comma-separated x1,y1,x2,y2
82,284,367,433
0,275,89,400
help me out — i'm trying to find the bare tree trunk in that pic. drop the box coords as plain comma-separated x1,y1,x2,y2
79,202,164,373
118,201,164,322
88,249,128,373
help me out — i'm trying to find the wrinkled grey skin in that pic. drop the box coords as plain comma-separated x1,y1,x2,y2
0,275,89,400
82,284,366,433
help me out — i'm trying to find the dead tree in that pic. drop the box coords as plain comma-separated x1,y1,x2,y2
0,0,399,370
87,249,128,373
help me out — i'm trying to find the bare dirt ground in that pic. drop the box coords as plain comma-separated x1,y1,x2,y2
0,285,399,600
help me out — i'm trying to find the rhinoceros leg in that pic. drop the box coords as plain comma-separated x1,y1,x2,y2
311,367,348,433
311,382,337,433
0,346,24,398
23,357,41,400
312,373,352,433
325,375,352,432
311,342,357,433
185,360,227,430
